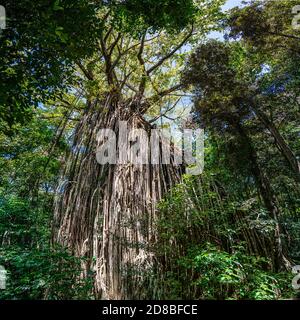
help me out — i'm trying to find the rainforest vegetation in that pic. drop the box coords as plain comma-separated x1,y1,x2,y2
0,0,299,300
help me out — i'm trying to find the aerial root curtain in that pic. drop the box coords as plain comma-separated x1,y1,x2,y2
53,94,182,299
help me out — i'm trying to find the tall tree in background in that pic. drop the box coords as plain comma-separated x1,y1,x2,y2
226,0,300,182
183,0,300,269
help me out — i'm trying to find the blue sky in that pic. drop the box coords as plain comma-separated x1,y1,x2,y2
209,0,245,39
222,0,244,11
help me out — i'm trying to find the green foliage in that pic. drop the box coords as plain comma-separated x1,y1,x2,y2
0,109,67,197
0,194,93,300
225,0,300,49
155,175,296,300
0,0,200,130
180,244,292,300
0,109,91,299
111,0,197,35
0,0,101,131
0,246,93,300
0,0,299,301
0,195,47,247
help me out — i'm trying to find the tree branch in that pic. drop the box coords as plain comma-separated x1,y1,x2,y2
146,27,194,75
76,61,94,81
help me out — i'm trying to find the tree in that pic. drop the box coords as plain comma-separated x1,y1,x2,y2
225,0,300,182
183,40,294,270
52,1,224,299
1,0,299,300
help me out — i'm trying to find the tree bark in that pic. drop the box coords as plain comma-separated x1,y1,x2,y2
53,95,182,299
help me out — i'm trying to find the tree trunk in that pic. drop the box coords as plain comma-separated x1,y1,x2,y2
252,104,300,183
53,95,182,299
233,121,290,271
